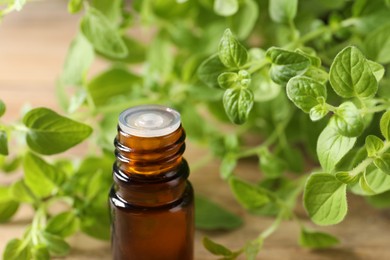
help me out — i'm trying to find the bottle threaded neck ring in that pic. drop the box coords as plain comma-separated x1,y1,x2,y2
118,105,181,137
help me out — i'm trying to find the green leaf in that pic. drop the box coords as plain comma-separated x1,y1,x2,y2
147,34,173,79
218,72,238,89
299,229,339,249
23,153,59,198
0,186,19,223
45,211,79,238
223,87,254,124
67,0,83,14
310,104,329,121
350,167,390,195
195,196,243,230
317,123,357,172
23,107,92,155
214,0,238,16
87,67,141,106
252,70,281,102
266,47,310,85
0,99,5,117
203,237,235,257
220,154,237,179
91,0,122,22
333,102,364,137
259,149,286,178
359,171,375,194
303,66,329,84
229,0,258,39
3,239,31,260
364,24,390,64
286,76,327,113
244,239,263,260
365,135,384,157
374,153,390,175
295,48,321,67
197,54,227,89
329,46,377,98
335,171,360,184
366,190,390,208
80,7,127,59
61,34,94,86
10,180,35,203
304,173,347,225
41,232,70,256
31,245,50,260
0,130,8,155
218,29,248,68
229,177,269,210
380,110,390,140
269,0,297,23
368,60,385,82
0,200,19,223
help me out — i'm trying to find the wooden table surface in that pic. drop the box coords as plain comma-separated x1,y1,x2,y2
1,1,390,259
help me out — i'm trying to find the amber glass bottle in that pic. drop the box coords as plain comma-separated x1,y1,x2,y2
109,105,194,260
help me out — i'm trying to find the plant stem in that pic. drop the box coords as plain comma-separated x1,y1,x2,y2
350,141,390,176
191,153,214,173
259,209,285,240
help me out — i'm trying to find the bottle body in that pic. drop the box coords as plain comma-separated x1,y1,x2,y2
109,106,194,260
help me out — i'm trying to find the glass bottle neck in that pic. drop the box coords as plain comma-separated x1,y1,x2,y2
114,125,186,175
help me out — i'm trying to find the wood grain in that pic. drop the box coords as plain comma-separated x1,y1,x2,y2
1,1,390,259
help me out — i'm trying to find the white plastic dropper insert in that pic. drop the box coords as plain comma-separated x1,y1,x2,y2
118,105,181,137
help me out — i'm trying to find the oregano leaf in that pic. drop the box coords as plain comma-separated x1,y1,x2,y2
223,87,254,124
2,239,31,260
61,33,94,86
269,0,297,23
365,135,384,157
197,54,227,89
0,99,5,117
309,104,328,121
364,24,390,64
80,7,128,58
195,196,243,230
23,153,59,198
299,229,339,249
214,0,239,17
380,110,390,140
304,173,347,225
23,108,92,155
218,72,238,89
218,29,248,68
329,46,377,98
286,76,327,113
317,123,357,172
359,171,375,194
374,153,390,175
367,60,385,82
0,130,9,155
335,171,360,184
333,102,364,137
68,0,83,14
266,47,310,85
203,237,235,257
229,177,269,210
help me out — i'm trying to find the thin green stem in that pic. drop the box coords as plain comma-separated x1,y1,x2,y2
325,103,337,113
259,209,285,240
362,105,389,114
350,141,390,176
191,153,214,173
248,60,270,74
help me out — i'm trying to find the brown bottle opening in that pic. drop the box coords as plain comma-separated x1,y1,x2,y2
109,105,194,260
